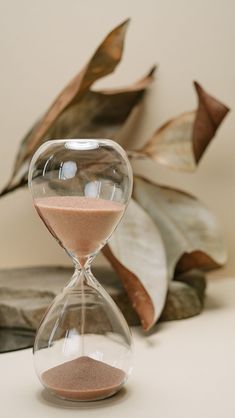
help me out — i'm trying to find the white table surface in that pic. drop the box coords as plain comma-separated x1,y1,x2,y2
1,276,235,418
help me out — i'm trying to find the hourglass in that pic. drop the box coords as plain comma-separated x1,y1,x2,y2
28,139,133,401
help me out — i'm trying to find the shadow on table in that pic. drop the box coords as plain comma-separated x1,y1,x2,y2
36,386,130,410
203,293,225,311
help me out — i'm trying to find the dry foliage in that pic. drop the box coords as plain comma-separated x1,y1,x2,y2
0,20,230,330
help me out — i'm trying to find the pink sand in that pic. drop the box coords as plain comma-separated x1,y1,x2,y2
42,356,126,401
35,196,124,258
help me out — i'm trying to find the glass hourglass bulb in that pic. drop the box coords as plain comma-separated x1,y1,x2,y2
28,139,133,401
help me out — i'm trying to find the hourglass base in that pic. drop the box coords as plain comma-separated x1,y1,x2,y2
41,356,126,402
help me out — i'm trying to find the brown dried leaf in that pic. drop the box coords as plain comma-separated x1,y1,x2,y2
104,198,168,330
133,176,227,278
1,19,131,196
42,67,156,142
139,82,229,171
193,81,230,163
19,20,129,167
0,67,155,198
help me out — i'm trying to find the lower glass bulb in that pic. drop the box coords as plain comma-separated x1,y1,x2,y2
33,268,133,401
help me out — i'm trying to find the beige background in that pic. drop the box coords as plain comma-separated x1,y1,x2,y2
0,0,234,274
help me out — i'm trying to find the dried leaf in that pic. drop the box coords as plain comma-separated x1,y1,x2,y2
139,82,229,171
0,67,155,198
40,67,156,141
0,19,133,196
193,81,229,163
19,20,129,167
133,176,227,278
104,198,168,330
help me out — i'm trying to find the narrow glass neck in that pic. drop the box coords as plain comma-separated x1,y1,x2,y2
65,259,96,291
72,255,94,271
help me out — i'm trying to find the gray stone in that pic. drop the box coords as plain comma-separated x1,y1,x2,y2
161,270,206,321
0,266,206,330
0,328,35,353
175,269,206,304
